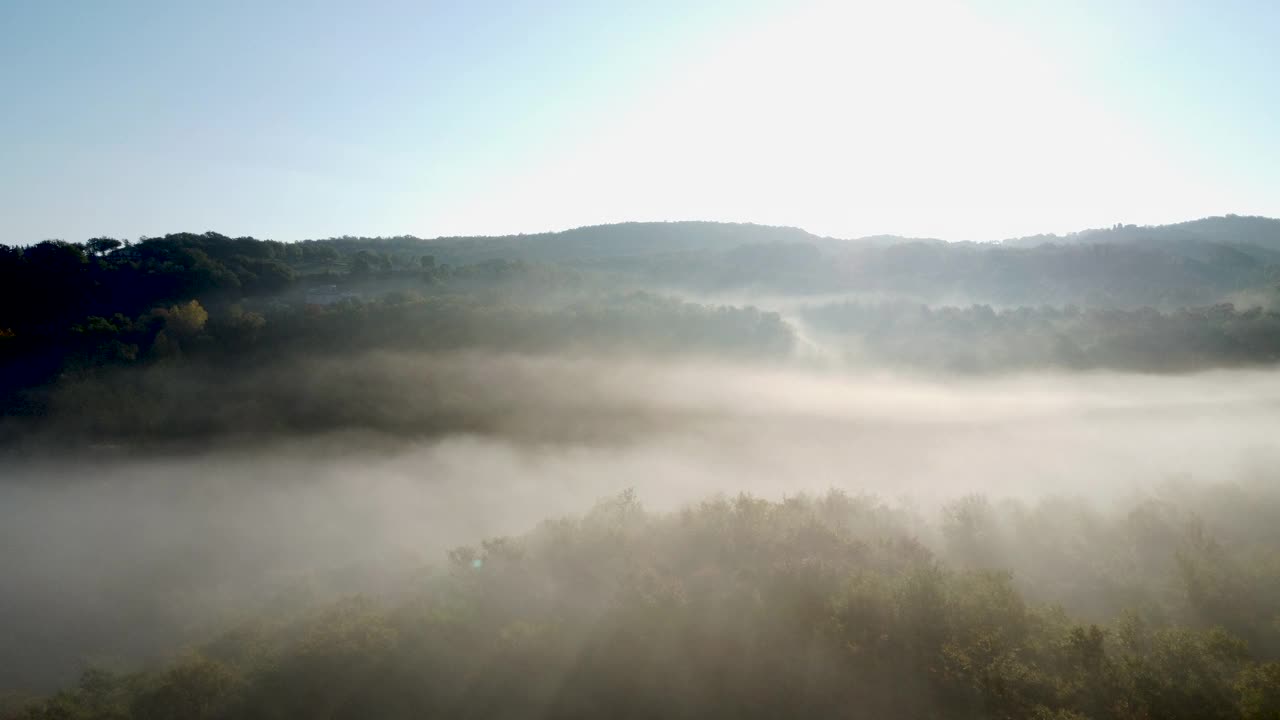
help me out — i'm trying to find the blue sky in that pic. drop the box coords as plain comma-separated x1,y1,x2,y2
1,0,1276,244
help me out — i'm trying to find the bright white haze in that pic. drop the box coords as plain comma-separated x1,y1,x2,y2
2,0,1277,242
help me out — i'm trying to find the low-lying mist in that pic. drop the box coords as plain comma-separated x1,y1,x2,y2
4,351,1280,692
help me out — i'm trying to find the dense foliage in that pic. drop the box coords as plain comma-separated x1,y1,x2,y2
802,300,1280,372
0,230,788,433
7,485,1280,719
6,221,1280,442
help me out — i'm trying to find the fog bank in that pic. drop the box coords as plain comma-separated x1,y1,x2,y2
3,354,1280,690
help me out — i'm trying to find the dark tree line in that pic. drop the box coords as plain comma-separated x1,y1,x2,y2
0,229,793,442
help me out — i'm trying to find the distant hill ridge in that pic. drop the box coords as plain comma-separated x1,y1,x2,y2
310,214,1280,259
1002,214,1280,251
277,216,1280,308
5,215,1278,311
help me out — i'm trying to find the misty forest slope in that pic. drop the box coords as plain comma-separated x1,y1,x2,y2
319,214,1280,305
8,485,1280,719
6,218,1280,718
5,216,1280,443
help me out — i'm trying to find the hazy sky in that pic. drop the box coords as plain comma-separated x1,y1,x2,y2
2,0,1277,244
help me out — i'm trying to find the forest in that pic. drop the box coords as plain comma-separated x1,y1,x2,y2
5,217,1280,441
10,0,1280,713
6,482,1280,719
4,218,1280,718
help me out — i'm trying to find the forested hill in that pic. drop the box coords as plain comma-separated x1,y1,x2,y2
303,217,1280,306
5,217,1280,440
6,216,1280,310
1004,214,1280,253
310,214,1280,265
312,221,829,266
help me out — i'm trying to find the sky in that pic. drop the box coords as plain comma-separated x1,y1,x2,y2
1,0,1277,244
